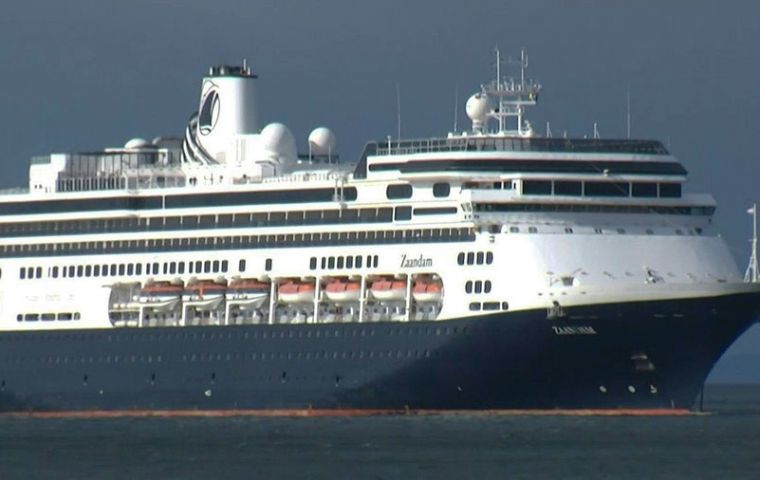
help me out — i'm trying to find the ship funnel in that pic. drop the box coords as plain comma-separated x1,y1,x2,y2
196,64,259,163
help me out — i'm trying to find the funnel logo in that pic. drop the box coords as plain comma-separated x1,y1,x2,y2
199,88,220,135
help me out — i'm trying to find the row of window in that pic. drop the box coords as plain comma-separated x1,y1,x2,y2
521,180,681,198
0,228,475,259
465,280,492,294
1,324,474,343
1,349,443,367
0,207,396,238
474,203,714,216
16,312,81,322
367,158,684,176
20,259,237,280
0,204,461,239
309,255,379,271
456,251,495,266
469,301,509,311
0,186,357,216
501,225,700,236
385,182,452,200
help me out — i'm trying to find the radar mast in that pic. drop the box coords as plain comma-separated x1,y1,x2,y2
480,48,542,137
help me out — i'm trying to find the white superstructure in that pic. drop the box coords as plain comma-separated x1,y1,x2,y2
0,54,748,334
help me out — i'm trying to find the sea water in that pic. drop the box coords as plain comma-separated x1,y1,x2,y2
0,384,759,479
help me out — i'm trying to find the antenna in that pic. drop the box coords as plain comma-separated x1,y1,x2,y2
396,83,402,140
453,86,459,132
626,85,631,139
593,122,600,139
546,121,552,138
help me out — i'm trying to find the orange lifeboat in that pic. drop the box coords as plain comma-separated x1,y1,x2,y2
227,279,270,309
324,279,361,303
369,278,407,301
183,280,227,310
412,279,443,303
278,280,316,304
138,281,183,311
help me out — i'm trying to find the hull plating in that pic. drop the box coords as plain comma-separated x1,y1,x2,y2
0,292,758,412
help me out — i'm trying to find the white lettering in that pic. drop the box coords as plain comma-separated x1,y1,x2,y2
552,325,597,335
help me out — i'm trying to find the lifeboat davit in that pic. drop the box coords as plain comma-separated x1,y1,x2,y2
138,281,183,312
323,279,361,303
369,278,406,301
278,281,316,304
183,280,227,311
227,279,270,309
412,279,443,303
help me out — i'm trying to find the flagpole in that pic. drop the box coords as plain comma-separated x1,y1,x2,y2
754,203,758,283
745,203,758,283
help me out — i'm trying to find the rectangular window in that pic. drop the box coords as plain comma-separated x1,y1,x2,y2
136,263,143,275
522,180,552,195
355,255,363,268
204,260,211,273
212,260,220,273
337,257,344,269
584,182,630,197
85,265,92,277
221,260,228,273
394,206,412,221
169,262,177,274
328,257,335,269
118,264,125,275
77,265,84,277
346,256,354,268
659,183,682,198
265,258,272,271
632,182,658,197
178,262,186,274
52,266,59,278
553,181,582,196
386,184,413,199
483,302,500,311
310,257,317,270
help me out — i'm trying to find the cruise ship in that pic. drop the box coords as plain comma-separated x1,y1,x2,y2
0,52,758,412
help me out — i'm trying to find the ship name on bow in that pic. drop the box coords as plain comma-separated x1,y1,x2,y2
552,326,597,336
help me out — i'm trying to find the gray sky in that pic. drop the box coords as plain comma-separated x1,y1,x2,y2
1,0,759,381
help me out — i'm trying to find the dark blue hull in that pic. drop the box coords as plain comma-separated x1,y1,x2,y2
1,292,758,411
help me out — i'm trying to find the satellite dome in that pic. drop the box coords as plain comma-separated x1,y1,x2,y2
308,127,336,156
465,93,490,122
124,137,150,149
259,123,297,160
